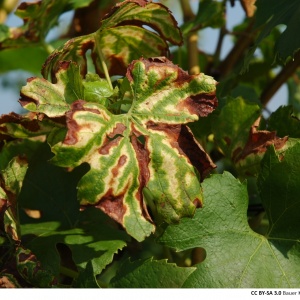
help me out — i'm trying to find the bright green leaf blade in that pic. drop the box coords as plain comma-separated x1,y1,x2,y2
0,46,48,74
109,258,195,288
83,74,112,104
159,171,300,288
50,58,217,241
19,61,83,117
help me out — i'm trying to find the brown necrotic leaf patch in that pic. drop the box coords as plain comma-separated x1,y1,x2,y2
233,119,288,163
94,189,127,225
182,93,218,117
146,121,216,180
64,100,104,145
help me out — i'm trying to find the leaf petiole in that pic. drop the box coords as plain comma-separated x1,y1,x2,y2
95,35,113,91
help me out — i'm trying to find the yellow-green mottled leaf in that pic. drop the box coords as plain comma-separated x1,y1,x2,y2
42,0,182,80
50,58,217,241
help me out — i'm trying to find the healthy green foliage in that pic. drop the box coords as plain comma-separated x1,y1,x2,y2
109,258,195,288
1,0,300,289
159,171,300,288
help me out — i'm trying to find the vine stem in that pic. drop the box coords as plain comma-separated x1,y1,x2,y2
218,19,256,77
179,0,200,74
95,37,113,90
260,50,300,107
42,41,55,55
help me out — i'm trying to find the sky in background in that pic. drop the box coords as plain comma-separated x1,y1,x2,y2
0,0,287,115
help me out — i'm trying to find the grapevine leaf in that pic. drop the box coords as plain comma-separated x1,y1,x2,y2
268,105,300,138
211,97,287,176
0,112,59,140
42,0,183,80
21,208,129,278
19,61,84,117
159,170,300,288
72,261,100,288
244,0,300,65
233,118,288,176
0,156,28,243
49,57,217,241
0,0,95,50
211,97,261,159
109,258,196,288
0,46,48,74
16,246,58,287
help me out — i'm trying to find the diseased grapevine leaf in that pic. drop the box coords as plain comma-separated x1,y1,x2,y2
42,0,183,80
19,61,84,117
234,118,288,176
212,97,287,176
15,245,58,288
159,169,300,288
0,0,95,50
0,112,60,140
109,257,195,288
48,57,217,241
212,97,261,159
0,156,28,243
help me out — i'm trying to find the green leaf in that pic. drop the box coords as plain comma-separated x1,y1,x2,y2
0,0,95,49
245,0,300,64
72,261,100,288
49,57,217,241
268,105,300,138
212,97,261,159
0,46,48,74
21,208,129,278
83,74,113,105
159,171,300,288
42,0,183,79
109,258,195,288
19,61,84,117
